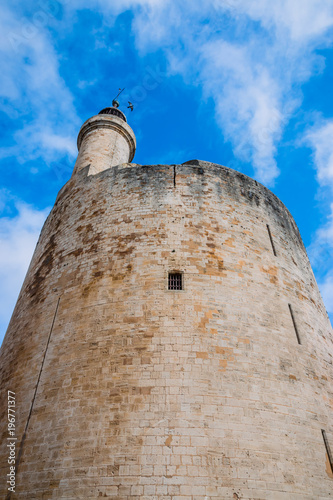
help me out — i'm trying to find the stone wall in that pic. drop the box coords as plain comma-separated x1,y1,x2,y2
0,160,332,499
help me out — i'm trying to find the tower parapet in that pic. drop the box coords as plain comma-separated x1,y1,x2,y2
72,107,136,176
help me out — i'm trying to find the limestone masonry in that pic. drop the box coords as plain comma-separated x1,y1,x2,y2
0,107,332,500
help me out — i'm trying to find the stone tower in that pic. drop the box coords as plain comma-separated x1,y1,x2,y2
0,106,333,500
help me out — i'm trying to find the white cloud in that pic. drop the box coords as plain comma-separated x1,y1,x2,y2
210,0,333,43
305,121,333,317
308,205,333,266
0,126,77,165
0,197,50,345
197,40,283,185
305,120,333,186
0,3,80,166
123,0,333,184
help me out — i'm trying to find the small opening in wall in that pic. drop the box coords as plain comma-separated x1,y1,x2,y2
168,272,183,290
266,224,277,256
322,429,333,474
288,304,301,345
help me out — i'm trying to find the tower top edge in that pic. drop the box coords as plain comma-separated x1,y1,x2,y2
76,113,136,152
98,106,127,122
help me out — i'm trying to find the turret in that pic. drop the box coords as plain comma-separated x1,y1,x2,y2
72,102,136,176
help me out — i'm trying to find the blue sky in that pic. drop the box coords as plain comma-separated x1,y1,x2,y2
1,0,333,344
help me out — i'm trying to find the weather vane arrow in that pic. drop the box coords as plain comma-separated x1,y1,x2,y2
112,88,134,112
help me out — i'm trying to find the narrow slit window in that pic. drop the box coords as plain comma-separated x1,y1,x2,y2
288,304,301,345
322,429,333,474
168,272,183,290
266,224,277,256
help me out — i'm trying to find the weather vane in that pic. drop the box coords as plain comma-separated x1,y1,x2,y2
112,88,134,112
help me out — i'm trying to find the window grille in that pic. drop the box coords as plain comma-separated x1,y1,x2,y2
168,273,182,290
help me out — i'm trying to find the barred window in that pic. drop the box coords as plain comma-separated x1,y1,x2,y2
168,272,183,290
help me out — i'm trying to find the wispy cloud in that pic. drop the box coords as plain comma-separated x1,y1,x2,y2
305,120,333,185
0,3,79,167
197,39,283,185
231,0,333,42
124,0,333,184
305,119,333,315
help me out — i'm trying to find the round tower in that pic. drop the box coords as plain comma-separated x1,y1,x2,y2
73,106,136,176
0,111,332,499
